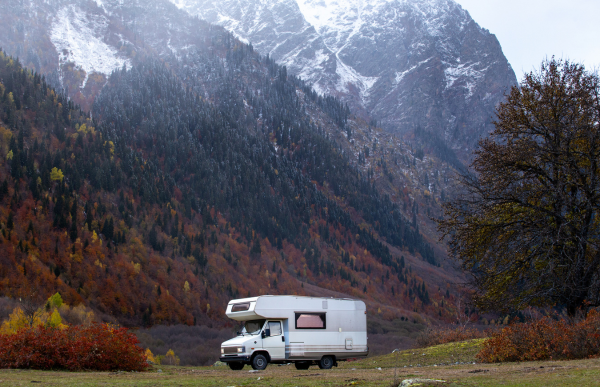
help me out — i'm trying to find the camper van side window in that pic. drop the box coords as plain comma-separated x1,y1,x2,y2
295,313,326,329
231,302,250,312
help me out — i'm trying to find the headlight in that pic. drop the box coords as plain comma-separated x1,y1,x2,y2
221,348,224,354
237,346,245,353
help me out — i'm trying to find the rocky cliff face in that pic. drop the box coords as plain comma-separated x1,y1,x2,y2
170,0,517,156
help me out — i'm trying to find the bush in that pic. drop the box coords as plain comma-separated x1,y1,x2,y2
0,323,149,371
416,325,488,348
478,310,600,362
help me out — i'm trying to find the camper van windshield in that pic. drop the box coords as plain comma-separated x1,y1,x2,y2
243,319,266,335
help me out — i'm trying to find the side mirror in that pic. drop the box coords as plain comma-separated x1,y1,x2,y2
261,331,266,339
265,328,271,337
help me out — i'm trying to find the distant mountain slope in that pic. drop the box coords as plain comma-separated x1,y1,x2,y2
170,0,517,157
0,0,461,260
0,0,462,330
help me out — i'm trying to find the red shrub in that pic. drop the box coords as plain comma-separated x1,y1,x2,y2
0,323,149,371
478,310,600,363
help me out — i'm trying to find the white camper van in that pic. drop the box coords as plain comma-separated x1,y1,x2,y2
219,295,368,370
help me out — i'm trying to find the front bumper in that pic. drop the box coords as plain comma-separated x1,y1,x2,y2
220,355,251,363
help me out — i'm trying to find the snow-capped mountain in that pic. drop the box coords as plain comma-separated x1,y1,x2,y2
170,0,517,153
0,0,515,156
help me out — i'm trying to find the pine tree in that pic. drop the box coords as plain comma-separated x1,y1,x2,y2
7,212,13,230
250,237,261,258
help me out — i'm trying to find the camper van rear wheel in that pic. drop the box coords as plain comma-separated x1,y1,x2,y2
294,361,311,370
251,354,268,370
318,355,334,369
228,361,244,370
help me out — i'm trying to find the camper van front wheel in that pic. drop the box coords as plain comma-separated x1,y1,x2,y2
318,355,335,369
251,354,268,370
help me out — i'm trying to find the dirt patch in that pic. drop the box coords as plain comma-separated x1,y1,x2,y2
293,373,323,377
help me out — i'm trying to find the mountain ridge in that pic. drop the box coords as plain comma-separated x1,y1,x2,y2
170,0,517,158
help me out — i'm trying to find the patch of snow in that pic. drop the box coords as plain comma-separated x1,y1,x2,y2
281,46,331,95
50,5,130,87
296,0,374,54
394,57,434,85
444,62,488,98
336,57,378,99
170,0,186,9
287,48,328,86
295,0,390,52
214,13,250,44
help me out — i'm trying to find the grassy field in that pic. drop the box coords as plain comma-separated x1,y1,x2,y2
1,340,600,386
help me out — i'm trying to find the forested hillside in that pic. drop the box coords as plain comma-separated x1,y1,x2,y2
0,0,459,256
0,30,459,327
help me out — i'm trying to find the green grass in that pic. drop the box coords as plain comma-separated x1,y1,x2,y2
344,339,486,369
1,340,599,386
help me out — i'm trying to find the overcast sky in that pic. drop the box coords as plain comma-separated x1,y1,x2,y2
453,0,600,80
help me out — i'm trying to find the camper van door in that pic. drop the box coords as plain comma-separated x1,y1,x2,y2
262,320,285,360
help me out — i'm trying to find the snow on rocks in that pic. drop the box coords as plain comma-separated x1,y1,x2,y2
50,5,130,87
167,0,517,150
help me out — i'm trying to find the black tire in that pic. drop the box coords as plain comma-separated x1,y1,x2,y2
318,355,334,370
251,354,268,370
294,361,311,370
228,361,244,370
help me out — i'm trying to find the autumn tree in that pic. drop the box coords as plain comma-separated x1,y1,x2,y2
18,291,45,327
145,348,157,364
439,59,600,316
162,349,180,366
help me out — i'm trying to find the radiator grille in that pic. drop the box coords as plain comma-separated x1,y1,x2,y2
223,347,238,354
